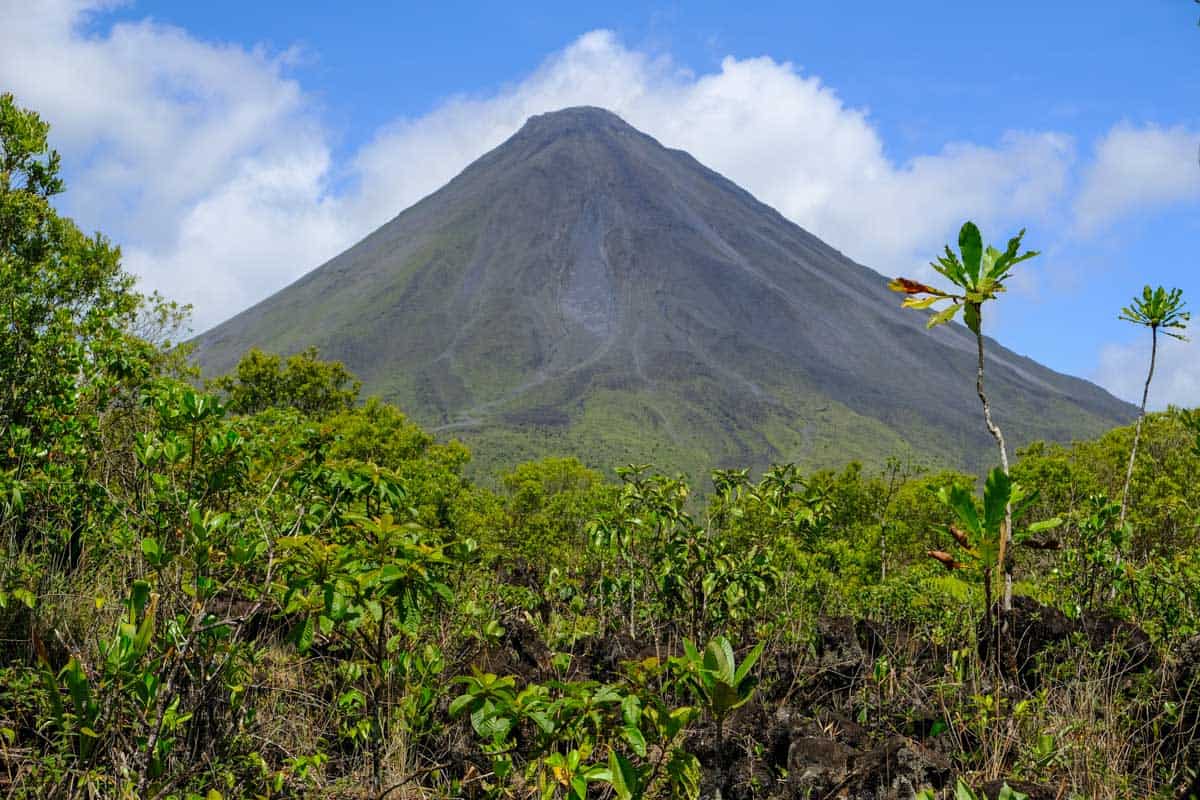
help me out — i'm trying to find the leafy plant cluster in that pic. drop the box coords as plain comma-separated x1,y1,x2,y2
3,93,1200,800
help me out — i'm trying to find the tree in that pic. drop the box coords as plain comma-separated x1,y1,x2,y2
211,345,361,417
1117,286,1189,529
889,221,1039,610
0,92,156,570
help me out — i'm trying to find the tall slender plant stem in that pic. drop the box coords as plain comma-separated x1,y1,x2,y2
1120,325,1157,530
975,329,1013,611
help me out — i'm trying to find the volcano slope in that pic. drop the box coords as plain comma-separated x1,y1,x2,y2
193,106,1134,479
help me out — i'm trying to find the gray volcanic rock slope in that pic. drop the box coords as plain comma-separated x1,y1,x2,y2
193,106,1135,477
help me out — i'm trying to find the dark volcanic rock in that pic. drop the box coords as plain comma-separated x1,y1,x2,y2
193,106,1135,476
814,616,867,686
848,736,952,799
979,596,1155,687
787,736,858,796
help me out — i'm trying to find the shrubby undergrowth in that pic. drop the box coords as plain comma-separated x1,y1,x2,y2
2,94,1200,800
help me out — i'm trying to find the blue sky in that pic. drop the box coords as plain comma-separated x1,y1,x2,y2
2,1,1198,406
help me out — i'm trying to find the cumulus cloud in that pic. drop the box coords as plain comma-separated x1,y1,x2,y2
0,8,1086,331
0,0,352,328
1096,337,1199,410
349,32,1075,285
1074,122,1200,233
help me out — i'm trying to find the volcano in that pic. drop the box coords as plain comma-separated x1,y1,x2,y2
193,106,1134,477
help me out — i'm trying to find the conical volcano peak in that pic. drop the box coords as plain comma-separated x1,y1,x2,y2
193,107,1135,478
515,106,637,142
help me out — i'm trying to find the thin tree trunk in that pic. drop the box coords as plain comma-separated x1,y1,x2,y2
1120,326,1157,529
975,330,1013,611
880,526,887,583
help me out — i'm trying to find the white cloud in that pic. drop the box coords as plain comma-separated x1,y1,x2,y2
0,10,1086,331
348,32,1075,286
1096,336,1199,410
1074,122,1200,233
0,0,353,329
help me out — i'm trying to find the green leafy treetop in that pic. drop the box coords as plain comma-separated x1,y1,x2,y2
1,92,145,438
210,345,361,418
888,221,1039,334
1,92,175,568
1119,285,1190,340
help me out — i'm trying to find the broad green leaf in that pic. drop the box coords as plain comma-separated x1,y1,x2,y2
941,484,981,536
958,221,983,284
997,784,1029,800
609,751,639,800
964,301,982,334
955,777,981,800
294,616,315,654
1026,517,1062,533
622,724,647,757
448,693,474,718
926,303,962,328
983,467,1012,535
733,641,764,684
704,637,736,683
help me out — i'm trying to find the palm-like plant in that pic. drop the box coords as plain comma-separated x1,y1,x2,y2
1117,286,1189,528
889,221,1039,610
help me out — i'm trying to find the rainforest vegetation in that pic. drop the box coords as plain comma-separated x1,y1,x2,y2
2,95,1200,800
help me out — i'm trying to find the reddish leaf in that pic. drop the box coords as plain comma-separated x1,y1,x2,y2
927,550,965,570
888,277,939,295
949,524,971,548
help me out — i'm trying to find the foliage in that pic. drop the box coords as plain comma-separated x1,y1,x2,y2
4,94,1200,800
500,457,616,563
0,91,159,580
1118,285,1190,528
451,656,702,800
888,221,1038,334
889,220,1046,613
1119,285,1191,341
917,779,1029,800
671,637,762,743
589,466,781,642
211,346,361,418
929,467,1060,615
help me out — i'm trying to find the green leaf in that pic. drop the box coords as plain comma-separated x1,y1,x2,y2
941,484,981,536
1026,517,1061,534
609,752,639,800
958,221,983,284
983,467,1012,536
528,710,556,734
622,724,647,757
294,616,315,654
140,537,161,563
733,641,764,684
955,777,981,800
621,694,642,727
665,750,701,800
997,784,1029,800
964,301,982,335
704,637,737,683
448,693,474,718
926,302,962,328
